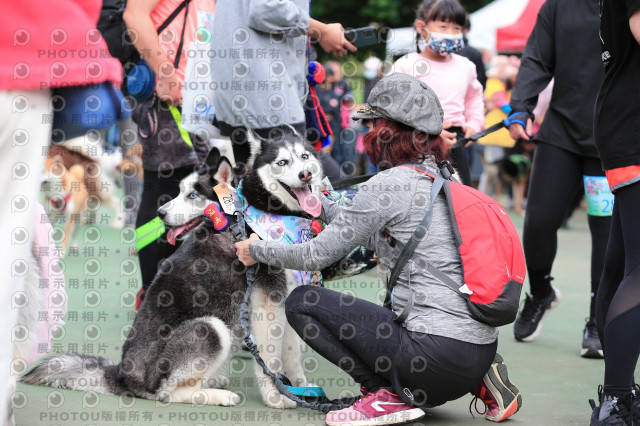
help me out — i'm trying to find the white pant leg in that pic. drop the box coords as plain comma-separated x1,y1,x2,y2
0,89,51,422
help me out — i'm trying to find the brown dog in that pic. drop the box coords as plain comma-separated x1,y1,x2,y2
41,155,89,255
48,144,124,228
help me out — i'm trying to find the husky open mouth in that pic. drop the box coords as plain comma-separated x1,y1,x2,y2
166,216,203,245
279,182,322,218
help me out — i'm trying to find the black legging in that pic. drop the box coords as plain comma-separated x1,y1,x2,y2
596,182,640,396
285,285,497,408
135,166,193,292
523,143,611,318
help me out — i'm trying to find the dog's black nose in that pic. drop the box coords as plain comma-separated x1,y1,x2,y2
157,208,167,219
299,170,312,182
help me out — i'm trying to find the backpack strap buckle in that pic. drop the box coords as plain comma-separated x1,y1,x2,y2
438,161,455,180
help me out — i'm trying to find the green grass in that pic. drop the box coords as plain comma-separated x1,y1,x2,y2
15,206,638,425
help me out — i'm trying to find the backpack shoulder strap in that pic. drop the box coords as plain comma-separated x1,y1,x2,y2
156,0,193,69
385,166,448,323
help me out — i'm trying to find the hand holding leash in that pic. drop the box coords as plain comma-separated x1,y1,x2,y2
440,122,457,147
235,233,260,266
506,111,534,141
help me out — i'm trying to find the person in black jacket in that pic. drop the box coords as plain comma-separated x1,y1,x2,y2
589,0,640,424
507,0,611,358
457,17,486,90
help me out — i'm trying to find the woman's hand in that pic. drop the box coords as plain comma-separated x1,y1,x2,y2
156,71,183,106
463,126,476,148
440,122,457,147
234,233,260,266
308,20,357,57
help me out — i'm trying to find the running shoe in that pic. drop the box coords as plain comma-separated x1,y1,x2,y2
582,318,604,359
513,286,562,342
589,387,636,425
470,353,522,422
325,388,425,426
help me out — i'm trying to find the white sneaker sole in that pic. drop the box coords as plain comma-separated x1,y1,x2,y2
325,408,426,426
520,287,562,342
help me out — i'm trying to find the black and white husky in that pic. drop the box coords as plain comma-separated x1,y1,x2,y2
21,146,312,409
242,127,324,218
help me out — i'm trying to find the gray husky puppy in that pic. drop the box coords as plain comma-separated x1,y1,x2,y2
21,147,310,409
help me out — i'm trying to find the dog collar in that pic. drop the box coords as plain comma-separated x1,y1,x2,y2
49,192,72,211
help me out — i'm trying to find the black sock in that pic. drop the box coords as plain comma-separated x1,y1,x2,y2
529,271,553,299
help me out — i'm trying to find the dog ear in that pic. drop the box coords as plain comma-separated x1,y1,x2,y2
203,147,221,171
282,123,300,138
247,129,267,158
213,157,234,185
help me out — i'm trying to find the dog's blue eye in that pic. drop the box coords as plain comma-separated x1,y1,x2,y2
301,154,309,160
276,160,287,166
189,193,198,199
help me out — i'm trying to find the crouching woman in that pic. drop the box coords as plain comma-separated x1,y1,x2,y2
235,73,520,426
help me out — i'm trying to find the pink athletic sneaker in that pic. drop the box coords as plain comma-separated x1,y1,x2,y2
325,388,425,426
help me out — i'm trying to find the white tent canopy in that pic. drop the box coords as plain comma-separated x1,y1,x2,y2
467,0,529,52
385,0,529,60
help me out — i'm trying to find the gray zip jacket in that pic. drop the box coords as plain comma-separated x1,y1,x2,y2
250,159,498,345
210,0,310,129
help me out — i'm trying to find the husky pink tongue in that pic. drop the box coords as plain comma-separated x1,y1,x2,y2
291,186,322,217
167,225,189,246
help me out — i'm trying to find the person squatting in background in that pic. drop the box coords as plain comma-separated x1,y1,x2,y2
235,73,522,426
589,0,640,424
391,0,485,187
507,0,611,359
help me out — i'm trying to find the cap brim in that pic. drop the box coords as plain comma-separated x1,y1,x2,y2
352,108,384,121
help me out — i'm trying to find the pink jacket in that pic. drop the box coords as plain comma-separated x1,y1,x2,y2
0,0,122,91
392,52,485,133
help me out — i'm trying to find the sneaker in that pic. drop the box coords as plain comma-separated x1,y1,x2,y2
325,388,425,426
589,387,636,425
470,353,522,422
582,318,604,359
513,286,562,342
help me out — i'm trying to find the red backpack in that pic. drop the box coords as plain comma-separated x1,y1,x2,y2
385,163,526,327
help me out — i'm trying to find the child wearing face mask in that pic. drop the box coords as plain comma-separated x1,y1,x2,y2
391,0,484,186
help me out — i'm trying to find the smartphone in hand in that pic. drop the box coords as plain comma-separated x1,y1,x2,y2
344,26,379,48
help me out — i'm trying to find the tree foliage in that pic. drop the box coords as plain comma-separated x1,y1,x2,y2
311,0,493,30
311,0,493,61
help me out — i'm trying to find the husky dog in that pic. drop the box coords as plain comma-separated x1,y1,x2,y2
21,148,310,409
242,127,324,218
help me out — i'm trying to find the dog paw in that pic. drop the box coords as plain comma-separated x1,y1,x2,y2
224,391,241,406
207,390,241,406
264,391,296,409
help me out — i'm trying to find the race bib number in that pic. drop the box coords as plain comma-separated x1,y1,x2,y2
583,175,614,216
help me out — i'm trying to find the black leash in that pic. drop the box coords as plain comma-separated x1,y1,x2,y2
331,113,532,190
230,206,358,413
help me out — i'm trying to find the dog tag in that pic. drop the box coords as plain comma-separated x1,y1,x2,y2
204,203,229,231
214,183,238,215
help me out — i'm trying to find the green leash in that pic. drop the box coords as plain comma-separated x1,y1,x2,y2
135,216,166,251
168,104,193,147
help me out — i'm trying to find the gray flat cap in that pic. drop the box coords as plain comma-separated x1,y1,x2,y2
353,73,444,135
